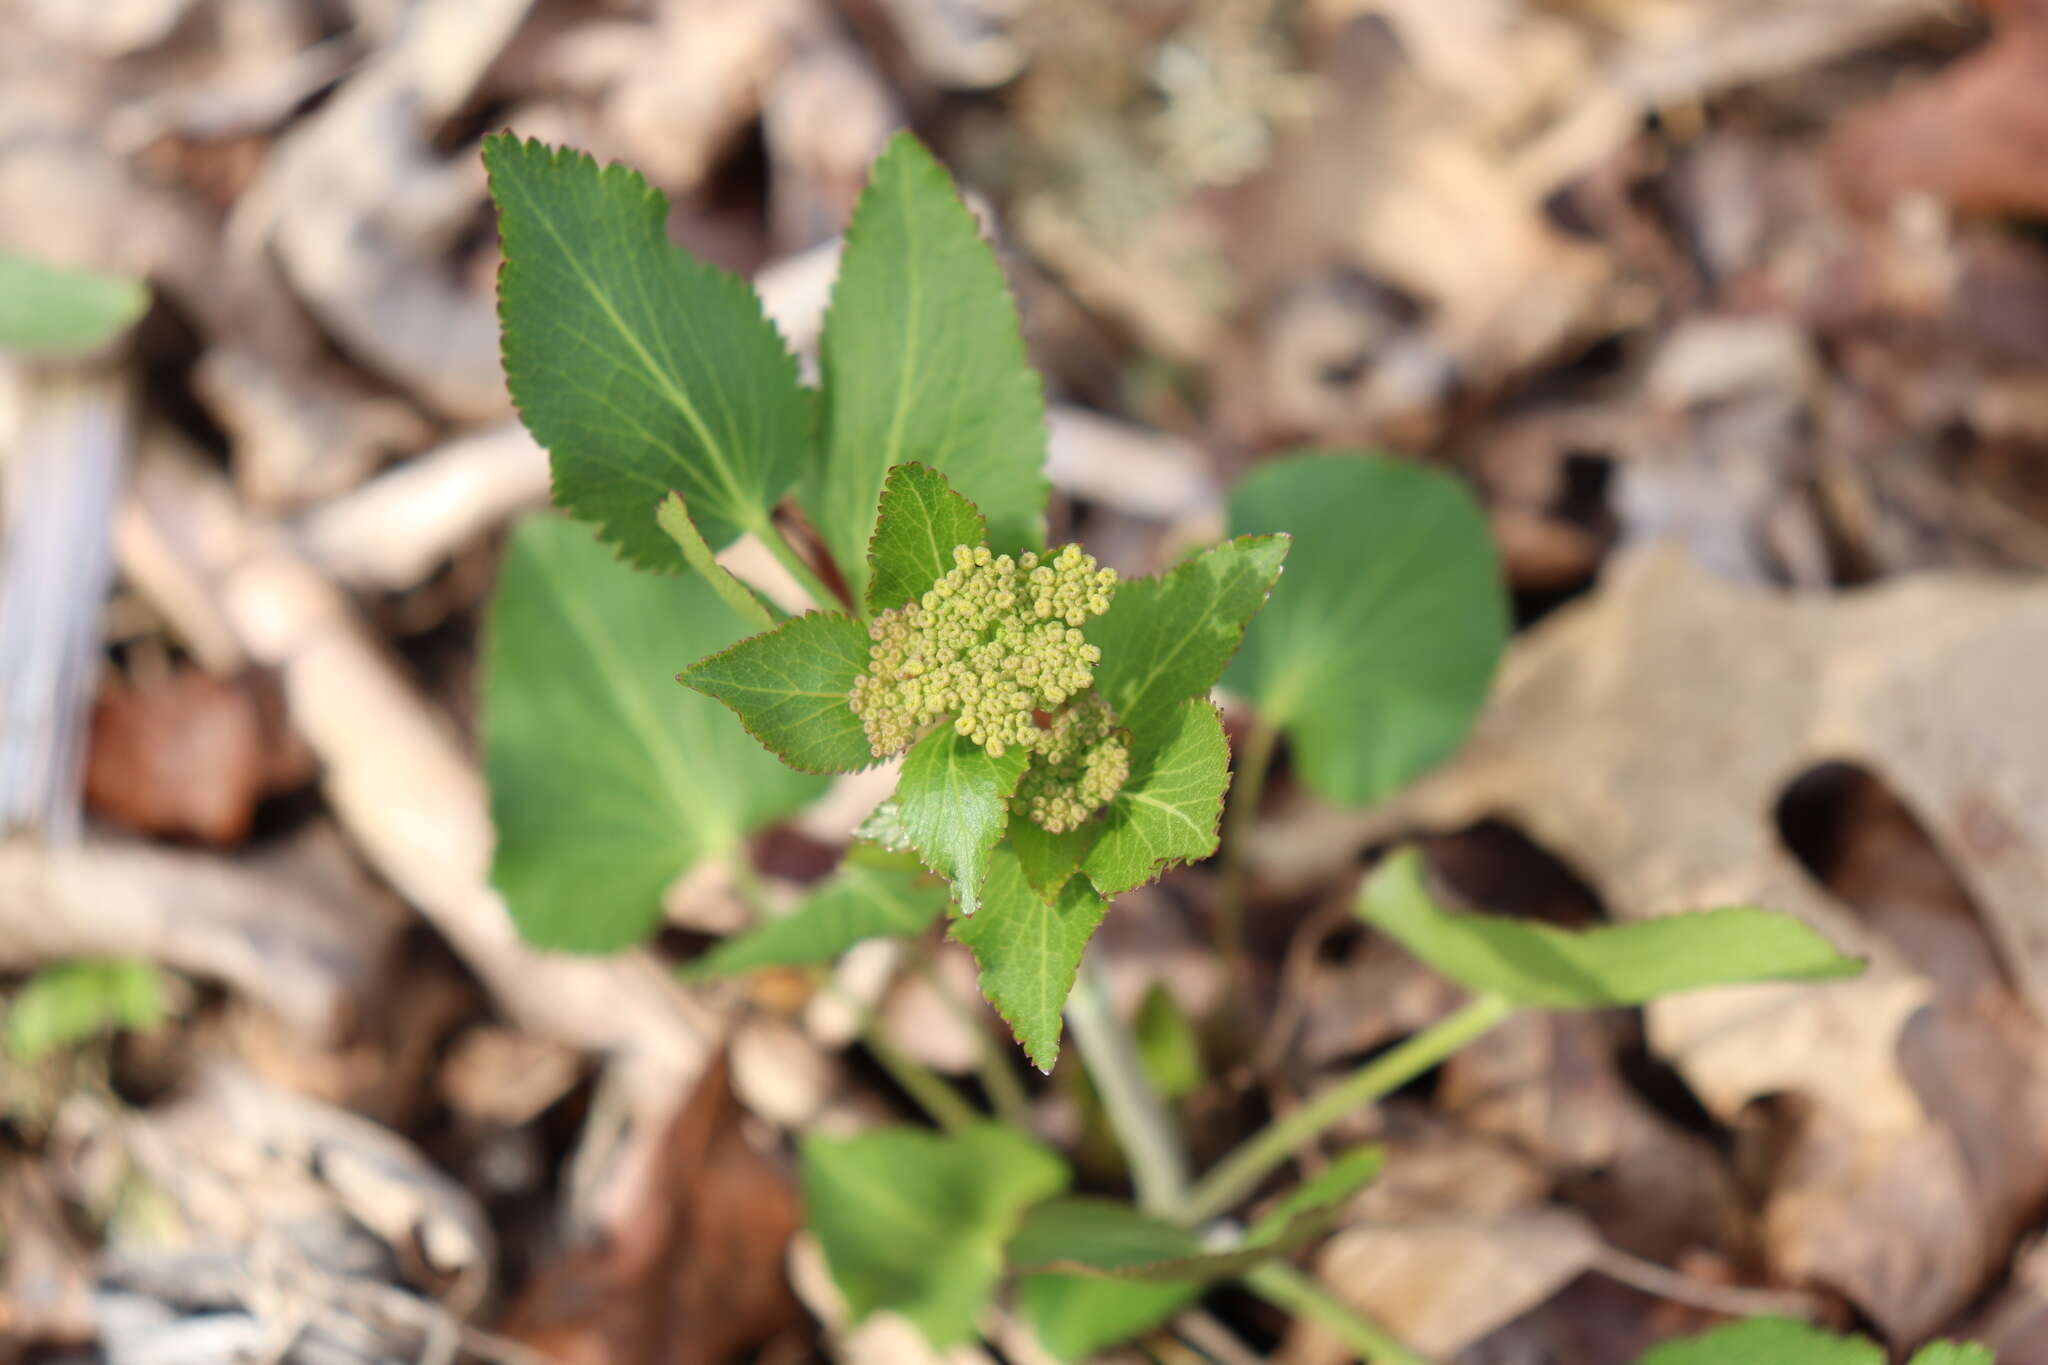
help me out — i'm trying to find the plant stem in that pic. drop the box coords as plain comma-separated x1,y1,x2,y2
1242,1261,1436,1365
909,946,1034,1129
1213,715,1279,992
1180,993,1514,1224
1063,954,1191,1213
859,1010,982,1133
748,512,847,615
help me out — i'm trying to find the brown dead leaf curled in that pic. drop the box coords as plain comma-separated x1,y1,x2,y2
1281,1125,1598,1364
1290,1211,1602,1363
1337,546,2048,1337
501,1052,805,1365
86,668,312,846
1828,10,2048,222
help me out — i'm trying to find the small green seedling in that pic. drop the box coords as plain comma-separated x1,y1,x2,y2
481,130,1873,1362
0,248,149,356
1636,1317,1990,1365
4,958,166,1064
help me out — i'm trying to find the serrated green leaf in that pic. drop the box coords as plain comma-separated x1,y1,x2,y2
865,462,990,614
1006,818,1099,898
658,492,775,632
6,959,165,1063
1082,698,1229,898
1226,451,1508,806
1635,1319,1879,1365
485,517,823,951
809,132,1049,604
485,134,809,571
681,849,947,979
897,728,1029,914
952,848,1107,1070
802,1122,1069,1348
1361,848,1866,1010
1088,535,1289,738
1135,983,1203,1099
857,799,914,853
0,249,148,356
681,611,876,773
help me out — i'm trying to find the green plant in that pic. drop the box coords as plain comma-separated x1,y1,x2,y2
1636,1318,1991,1364
0,248,148,355
4,958,165,1063
482,130,1873,1361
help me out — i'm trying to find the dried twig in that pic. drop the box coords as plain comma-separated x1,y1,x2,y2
118,438,718,1131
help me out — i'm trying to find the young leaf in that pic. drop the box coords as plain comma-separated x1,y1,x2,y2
1081,698,1230,898
1634,1318,1879,1365
486,517,823,951
1017,1270,1203,1365
1244,1144,1384,1243
658,492,775,632
896,727,1030,914
1361,849,1865,1010
681,611,876,773
681,849,948,979
0,249,148,356
1006,817,1099,898
865,462,989,614
1011,1148,1381,1361
485,134,810,571
951,848,1107,1071
1907,1347,1995,1365
1012,1145,1380,1282
1088,535,1290,738
801,1122,1069,1348
810,133,1050,605
1226,452,1508,806
1008,1199,1205,1277
1135,983,1204,1099
6,959,165,1063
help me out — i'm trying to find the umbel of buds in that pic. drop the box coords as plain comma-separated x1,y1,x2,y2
1012,692,1131,833
849,543,1131,830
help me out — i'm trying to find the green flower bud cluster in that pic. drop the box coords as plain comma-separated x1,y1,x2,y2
848,543,1118,760
1013,692,1131,833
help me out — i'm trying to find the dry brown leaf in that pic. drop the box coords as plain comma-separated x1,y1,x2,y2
501,1052,805,1365
1281,1126,1597,1363
118,436,717,1137
235,0,533,423
1331,546,2048,1336
1290,1211,1602,1362
85,668,311,845
0,1161,94,1348
1828,13,2048,221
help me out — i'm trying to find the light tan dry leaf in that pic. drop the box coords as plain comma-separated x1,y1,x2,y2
0,1161,95,1346
234,0,533,423
1287,1210,1601,1362
1317,545,2048,1335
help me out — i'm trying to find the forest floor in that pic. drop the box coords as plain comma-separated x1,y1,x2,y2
7,0,2048,1361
